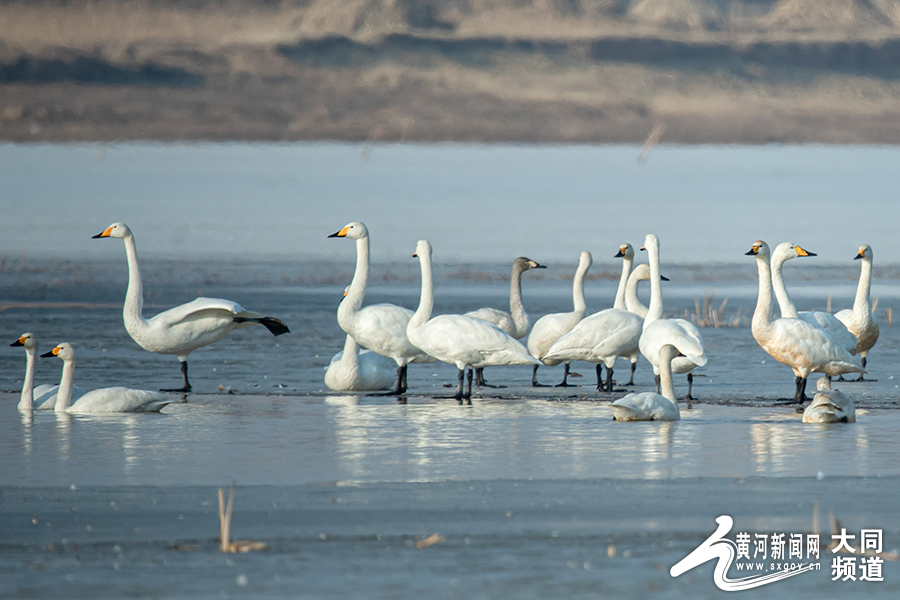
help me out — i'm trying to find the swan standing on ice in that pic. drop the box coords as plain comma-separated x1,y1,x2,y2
527,251,592,387
465,256,544,387
639,234,706,401
746,240,863,403
835,244,880,380
41,343,172,413
802,377,856,423
407,240,540,402
329,221,434,395
611,344,680,421
10,333,84,411
93,223,290,392
769,242,857,354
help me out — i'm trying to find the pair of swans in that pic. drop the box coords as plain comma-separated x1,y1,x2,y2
15,338,171,413
329,221,435,395
407,240,539,402
93,223,290,392
746,241,863,403
465,256,544,387
611,344,681,421
835,244,879,378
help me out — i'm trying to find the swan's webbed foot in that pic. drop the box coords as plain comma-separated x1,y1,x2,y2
162,362,192,393
161,385,191,393
475,367,505,389
555,363,578,387
369,366,407,396
856,374,875,382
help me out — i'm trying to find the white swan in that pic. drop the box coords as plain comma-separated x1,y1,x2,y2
770,242,857,354
835,244,879,379
407,240,540,402
746,240,864,403
802,377,856,423
41,343,172,413
639,234,706,401
465,256,544,387
93,223,290,392
10,333,85,411
324,333,397,392
527,251,592,387
611,344,680,421
329,221,434,394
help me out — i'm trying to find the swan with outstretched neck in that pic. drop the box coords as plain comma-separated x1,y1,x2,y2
10,333,85,411
41,343,172,413
611,344,680,421
407,240,540,402
746,240,863,403
835,244,879,380
93,222,290,392
329,221,434,395
527,250,591,387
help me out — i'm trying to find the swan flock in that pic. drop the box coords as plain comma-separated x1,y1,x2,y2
9,221,876,421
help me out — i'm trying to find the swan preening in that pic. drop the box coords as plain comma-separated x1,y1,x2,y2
407,240,540,402
330,221,435,395
11,333,84,411
611,344,681,422
465,256,544,387
802,377,856,423
835,244,880,379
40,343,172,413
747,240,864,403
93,223,290,392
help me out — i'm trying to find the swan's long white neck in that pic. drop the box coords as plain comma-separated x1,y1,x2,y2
122,234,149,335
625,271,648,318
644,242,664,328
659,350,678,415
55,359,76,412
338,236,369,331
18,348,36,411
409,249,435,332
614,255,633,310
341,334,360,369
572,260,589,316
752,253,775,337
508,264,529,337
770,253,799,319
852,257,873,321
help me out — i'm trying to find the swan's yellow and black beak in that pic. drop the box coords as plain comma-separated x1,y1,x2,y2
10,336,26,347
412,251,418,258
745,245,760,256
40,347,61,358
661,275,670,281
640,245,646,251
328,226,350,238
794,246,816,257
527,260,546,269
855,247,866,260
614,247,627,258
92,226,113,239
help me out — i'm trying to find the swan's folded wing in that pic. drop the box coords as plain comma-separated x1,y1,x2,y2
417,316,537,365
465,308,514,332
148,297,248,327
768,319,864,373
68,388,172,413
642,319,706,367
546,310,641,363
800,311,857,353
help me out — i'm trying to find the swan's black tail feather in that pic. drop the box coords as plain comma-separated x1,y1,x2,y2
234,316,290,336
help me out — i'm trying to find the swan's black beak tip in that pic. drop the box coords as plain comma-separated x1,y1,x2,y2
744,250,757,256
10,340,23,347
660,275,670,281
614,250,625,258
40,350,56,358
327,232,340,238
91,233,103,239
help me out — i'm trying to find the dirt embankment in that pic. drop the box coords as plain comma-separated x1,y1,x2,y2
5,0,900,143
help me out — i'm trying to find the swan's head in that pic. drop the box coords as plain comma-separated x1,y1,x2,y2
41,342,75,361
855,244,873,261
514,257,546,272
10,332,37,350
745,240,770,260
412,239,432,259
578,250,593,270
328,221,368,240
92,222,131,240
816,377,833,391
615,243,634,260
771,242,816,265
640,234,659,253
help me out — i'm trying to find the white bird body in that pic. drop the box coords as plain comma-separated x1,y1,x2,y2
543,308,642,370
834,244,879,363
325,334,397,392
330,221,433,394
407,240,539,400
465,257,544,339
11,333,84,411
612,344,680,422
639,235,707,388
42,343,172,413
770,242,857,355
94,223,289,391
527,251,592,362
747,240,864,402
802,378,856,423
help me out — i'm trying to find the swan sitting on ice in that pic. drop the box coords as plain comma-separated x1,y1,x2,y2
11,333,85,411
41,343,172,413
611,344,680,422
407,240,540,402
93,223,290,392
835,244,880,380
802,378,856,423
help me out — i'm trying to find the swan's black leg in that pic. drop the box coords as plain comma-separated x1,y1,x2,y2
464,368,473,404
475,367,505,388
654,374,661,394
681,373,696,402
162,361,192,393
790,376,809,404
532,364,549,387
556,362,577,387
857,356,875,381
399,364,408,393
455,368,465,403
625,362,636,386
605,367,615,394
596,364,605,392
368,366,405,396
